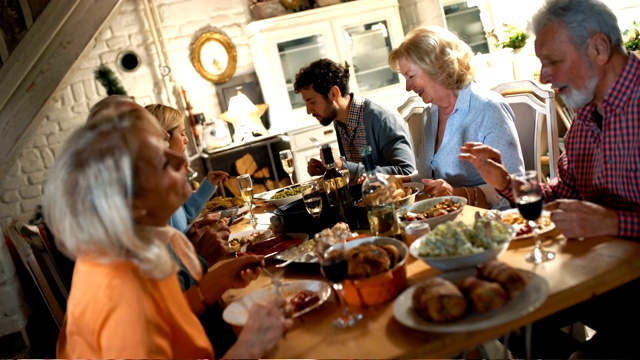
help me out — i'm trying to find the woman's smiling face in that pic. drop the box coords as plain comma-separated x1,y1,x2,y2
398,57,440,105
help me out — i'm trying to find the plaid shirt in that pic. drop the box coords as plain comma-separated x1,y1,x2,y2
335,94,367,164
500,54,640,238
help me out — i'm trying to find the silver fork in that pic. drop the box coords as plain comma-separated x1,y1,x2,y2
309,137,321,148
262,267,283,298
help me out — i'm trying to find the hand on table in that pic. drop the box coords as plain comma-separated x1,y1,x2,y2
422,178,454,198
187,215,230,265
204,255,265,292
545,199,619,239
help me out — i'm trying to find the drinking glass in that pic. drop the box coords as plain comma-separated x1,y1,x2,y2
301,181,322,225
279,149,295,185
511,170,555,264
339,156,350,184
237,174,257,226
315,230,363,329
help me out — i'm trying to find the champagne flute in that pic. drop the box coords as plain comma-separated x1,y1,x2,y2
315,230,363,329
301,181,322,227
511,170,555,264
237,174,257,226
339,156,350,184
279,149,295,185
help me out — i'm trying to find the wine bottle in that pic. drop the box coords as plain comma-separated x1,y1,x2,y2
321,144,352,224
361,146,399,237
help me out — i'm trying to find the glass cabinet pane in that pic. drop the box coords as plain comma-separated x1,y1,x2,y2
278,35,326,110
343,21,399,92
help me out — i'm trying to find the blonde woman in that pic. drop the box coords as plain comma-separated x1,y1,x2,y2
388,26,525,209
44,104,291,358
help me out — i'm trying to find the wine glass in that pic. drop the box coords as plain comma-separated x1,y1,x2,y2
301,181,322,227
315,230,363,329
511,170,555,264
237,174,257,226
279,149,295,185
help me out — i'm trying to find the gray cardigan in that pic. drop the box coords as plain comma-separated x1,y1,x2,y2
336,98,416,180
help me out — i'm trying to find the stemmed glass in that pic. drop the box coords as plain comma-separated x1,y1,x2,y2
511,170,555,264
315,230,363,329
339,156,350,184
237,174,257,226
279,149,295,185
301,181,322,227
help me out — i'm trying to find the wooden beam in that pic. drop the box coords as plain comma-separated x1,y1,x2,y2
0,29,8,63
19,0,34,28
0,0,121,178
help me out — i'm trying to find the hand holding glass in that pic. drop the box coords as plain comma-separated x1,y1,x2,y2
511,170,554,264
237,174,257,225
315,231,362,329
279,150,295,185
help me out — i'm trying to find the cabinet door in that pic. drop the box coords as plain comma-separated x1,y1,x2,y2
332,8,404,95
251,23,339,130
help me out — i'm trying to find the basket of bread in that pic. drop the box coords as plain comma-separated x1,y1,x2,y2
354,176,421,210
328,234,409,306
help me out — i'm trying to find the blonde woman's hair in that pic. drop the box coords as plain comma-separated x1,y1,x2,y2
43,106,176,280
389,26,475,90
144,104,185,135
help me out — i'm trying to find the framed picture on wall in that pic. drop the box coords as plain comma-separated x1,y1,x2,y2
216,73,270,130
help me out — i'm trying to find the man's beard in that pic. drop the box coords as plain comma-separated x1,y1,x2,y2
317,104,339,126
559,61,598,109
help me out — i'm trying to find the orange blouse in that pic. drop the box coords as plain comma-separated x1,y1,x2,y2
57,257,213,359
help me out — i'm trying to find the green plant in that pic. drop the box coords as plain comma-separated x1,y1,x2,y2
94,64,128,96
623,21,640,52
499,24,530,50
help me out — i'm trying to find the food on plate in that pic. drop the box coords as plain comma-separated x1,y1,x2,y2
400,199,462,221
412,277,467,323
460,277,508,313
201,196,244,214
276,237,316,262
332,222,350,232
347,243,392,279
271,185,302,200
286,289,321,314
477,260,528,298
501,211,553,237
239,233,305,256
387,175,415,201
416,219,513,257
229,231,270,253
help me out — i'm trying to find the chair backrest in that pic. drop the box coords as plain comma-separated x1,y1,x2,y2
5,220,68,329
398,96,427,151
492,80,560,181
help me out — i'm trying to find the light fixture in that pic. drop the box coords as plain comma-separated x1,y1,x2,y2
227,91,258,119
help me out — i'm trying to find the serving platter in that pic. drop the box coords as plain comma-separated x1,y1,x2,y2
500,209,556,240
254,184,302,208
272,234,317,263
223,280,332,326
228,229,273,253
392,268,549,333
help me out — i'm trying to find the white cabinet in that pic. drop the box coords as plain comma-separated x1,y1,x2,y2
247,0,408,134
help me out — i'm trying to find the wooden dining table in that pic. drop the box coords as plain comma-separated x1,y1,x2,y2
221,201,640,359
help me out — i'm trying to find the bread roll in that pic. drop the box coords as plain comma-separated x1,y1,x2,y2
460,277,508,313
347,243,391,278
477,261,528,298
412,277,467,323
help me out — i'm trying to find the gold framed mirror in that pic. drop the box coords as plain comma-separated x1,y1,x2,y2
192,31,237,83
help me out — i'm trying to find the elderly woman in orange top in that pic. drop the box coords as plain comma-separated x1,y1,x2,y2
44,103,291,358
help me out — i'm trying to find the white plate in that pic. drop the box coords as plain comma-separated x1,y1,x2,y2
223,280,332,326
228,229,273,252
254,185,302,208
404,182,425,194
500,209,556,240
398,196,468,230
272,233,317,263
392,268,549,333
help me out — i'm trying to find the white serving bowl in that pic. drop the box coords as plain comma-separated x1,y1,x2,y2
398,196,467,230
409,223,515,272
255,184,302,208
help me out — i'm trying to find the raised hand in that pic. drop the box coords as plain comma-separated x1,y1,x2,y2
458,142,510,190
206,170,229,186
422,178,454,198
307,158,326,176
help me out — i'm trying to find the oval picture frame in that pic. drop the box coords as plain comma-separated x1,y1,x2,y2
192,31,237,84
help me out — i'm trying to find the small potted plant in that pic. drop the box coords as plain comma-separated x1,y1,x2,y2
499,24,530,52
623,21,640,55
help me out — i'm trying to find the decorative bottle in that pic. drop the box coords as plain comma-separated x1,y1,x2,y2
321,144,352,224
361,146,399,237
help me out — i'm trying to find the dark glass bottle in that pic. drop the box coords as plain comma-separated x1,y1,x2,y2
361,146,399,237
321,144,352,224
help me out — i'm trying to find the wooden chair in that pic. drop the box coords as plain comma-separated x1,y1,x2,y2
5,220,69,329
492,80,560,182
397,95,428,151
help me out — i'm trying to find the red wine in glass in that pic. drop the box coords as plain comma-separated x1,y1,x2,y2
516,194,543,221
320,258,348,284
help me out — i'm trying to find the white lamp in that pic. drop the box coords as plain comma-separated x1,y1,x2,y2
227,91,258,142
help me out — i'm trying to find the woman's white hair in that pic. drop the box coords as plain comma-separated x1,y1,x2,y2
43,107,176,280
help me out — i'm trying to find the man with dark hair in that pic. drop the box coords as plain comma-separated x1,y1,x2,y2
294,58,415,181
